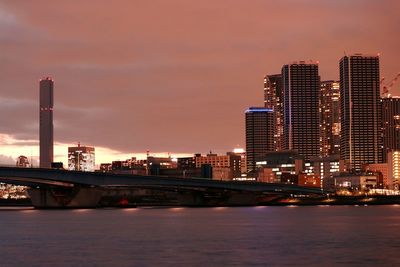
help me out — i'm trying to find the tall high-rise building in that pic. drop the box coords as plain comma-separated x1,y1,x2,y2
320,80,341,156
382,96,400,162
68,143,95,172
39,77,54,168
264,74,283,151
340,54,382,171
282,61,320,159
245,107,274,175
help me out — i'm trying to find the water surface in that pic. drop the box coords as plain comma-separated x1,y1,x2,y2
1,206,399,266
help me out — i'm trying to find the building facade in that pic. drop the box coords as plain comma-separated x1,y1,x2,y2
194,152,241,179
68,143,95,172
334,173,379,192
282,61,320,159
340,54,382,170
320,80,341,156
256,150,304,183
39,77,54,168
388,151,400,189
381,96,400,162
245,107,275,175
264,74,284,151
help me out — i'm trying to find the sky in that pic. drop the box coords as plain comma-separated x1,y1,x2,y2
0,0,399,166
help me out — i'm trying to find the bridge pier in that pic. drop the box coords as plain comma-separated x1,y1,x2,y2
28,186,103,208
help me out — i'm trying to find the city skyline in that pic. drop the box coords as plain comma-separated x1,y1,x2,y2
0,1,399,164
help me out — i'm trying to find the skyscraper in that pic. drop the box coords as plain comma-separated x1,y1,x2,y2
381,96,400,162
39,77,54,168
340,54,382,171
282,61,320,159
320,80,341,156
245,107,274,175
264,74,283,151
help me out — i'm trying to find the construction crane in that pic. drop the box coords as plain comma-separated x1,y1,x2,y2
382,72,400,97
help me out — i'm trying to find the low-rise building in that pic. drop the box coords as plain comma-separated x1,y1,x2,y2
334,173,379,192
298,173,321,188
16,155,30,168
68,143,95,172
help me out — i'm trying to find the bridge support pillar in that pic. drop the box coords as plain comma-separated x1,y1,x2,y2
28,186,103,209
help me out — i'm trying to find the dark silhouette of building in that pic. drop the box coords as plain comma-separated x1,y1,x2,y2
16,155,30,168
177,156,196,170
320,80,341,156
51,162,64,169
264,74,283,151
340,54,382,170
245,107,274,176
382,96,400,162
282,61,320,159
39,77,54,168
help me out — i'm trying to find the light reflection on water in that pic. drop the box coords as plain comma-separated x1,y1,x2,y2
72,209,92,213
1,206,400,266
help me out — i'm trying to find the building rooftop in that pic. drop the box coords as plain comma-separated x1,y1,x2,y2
245,107,273,113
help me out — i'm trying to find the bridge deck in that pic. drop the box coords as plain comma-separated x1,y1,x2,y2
0,167,323,195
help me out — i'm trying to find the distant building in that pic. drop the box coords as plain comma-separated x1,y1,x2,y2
256,150,304,183
282,61,320,159
320,80,341,156
194,152,241,179
388,151,400,189
245,107,275,175
99,158,146,175
147,156,177,175
340,54,382,171
381,96,400,162
280,172,299,185
307,155,341,190
334,173,379,191
68,143,95,172
51,162,64,169
16,155,30,168
264,74,284,151
257,168,276,183
365,163,388,189
39,77,54,168
99,163,112,172
212,167,232,181
298,173,321,188
177,156,196,170
231,148,247,175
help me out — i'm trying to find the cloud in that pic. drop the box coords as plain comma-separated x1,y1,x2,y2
0,154,15,165
0,0,399,155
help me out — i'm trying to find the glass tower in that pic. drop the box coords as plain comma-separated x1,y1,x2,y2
340,54,382,171
282,61,320,160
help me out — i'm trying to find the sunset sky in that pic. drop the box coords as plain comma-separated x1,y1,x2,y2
0,0,399,166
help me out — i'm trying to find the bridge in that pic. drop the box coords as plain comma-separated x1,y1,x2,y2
0,167,324,208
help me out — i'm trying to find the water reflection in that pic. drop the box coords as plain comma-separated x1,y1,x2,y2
1,206,399,266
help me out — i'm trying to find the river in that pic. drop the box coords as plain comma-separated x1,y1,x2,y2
1,205,399,266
